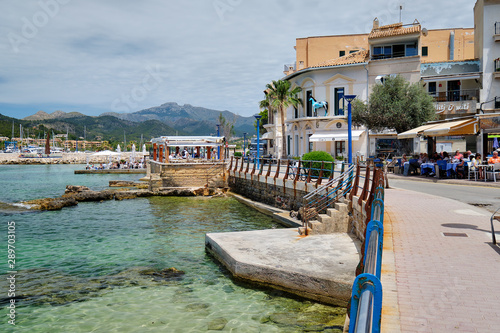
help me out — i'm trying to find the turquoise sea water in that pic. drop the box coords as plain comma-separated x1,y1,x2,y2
0,165,344,332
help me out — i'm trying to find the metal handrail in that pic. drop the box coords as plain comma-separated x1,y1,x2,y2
301,164,355,231
350,186,385,333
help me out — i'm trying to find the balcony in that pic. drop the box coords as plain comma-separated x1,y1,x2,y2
495,22,500,42
429,89,479,102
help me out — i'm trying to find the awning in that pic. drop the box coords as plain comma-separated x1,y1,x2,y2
260,132,273,140
423,118,478,136
397,124,441,139
309,130,364,142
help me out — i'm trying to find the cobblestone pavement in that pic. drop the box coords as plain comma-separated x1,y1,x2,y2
381,187,500,332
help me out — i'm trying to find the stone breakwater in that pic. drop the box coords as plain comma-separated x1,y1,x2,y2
0,152,141,164
22,184,228,211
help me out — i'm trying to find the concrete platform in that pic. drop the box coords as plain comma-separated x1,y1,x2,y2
205,228,361,306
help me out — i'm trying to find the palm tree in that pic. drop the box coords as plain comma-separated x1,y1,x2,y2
260,80,302,158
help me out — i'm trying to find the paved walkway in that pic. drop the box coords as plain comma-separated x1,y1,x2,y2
381,187,500,332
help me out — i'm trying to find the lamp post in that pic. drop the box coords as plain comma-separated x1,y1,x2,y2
216,124,220,160
243,132,247,160
254,115,262,169
343,95,357,164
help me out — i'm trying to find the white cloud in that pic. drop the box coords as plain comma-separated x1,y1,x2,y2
0,0,475,118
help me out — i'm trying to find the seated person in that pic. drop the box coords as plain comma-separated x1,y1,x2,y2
454,150,463,160
471,153,484,179
442,151,450,161
455,156,466,179
401,154,408,163
488,150,500,164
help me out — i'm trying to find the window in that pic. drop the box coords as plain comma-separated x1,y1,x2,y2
334,88,345,116
428,82,436,95
306,90,313,117
335,141,345,157
372,42,418,59
308,134,313,152
287,136,291,156
349,50,359,54
422,46,428,57
339,50,345,57
294,106,298,119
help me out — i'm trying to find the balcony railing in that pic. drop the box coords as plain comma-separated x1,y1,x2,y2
495,22,500,35
495,58,500,72
429,89,479,102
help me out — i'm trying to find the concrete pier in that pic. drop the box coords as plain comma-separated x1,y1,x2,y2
205,228,361,306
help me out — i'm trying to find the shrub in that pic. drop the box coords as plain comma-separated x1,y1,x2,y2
234,152,242,157
301,151,334,178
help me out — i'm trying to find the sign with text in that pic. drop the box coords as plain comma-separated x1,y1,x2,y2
434,101,477,115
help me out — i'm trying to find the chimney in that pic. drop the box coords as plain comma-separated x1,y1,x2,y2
373,17,379,30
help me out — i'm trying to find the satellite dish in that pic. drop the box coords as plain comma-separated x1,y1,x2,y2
422,28,428,36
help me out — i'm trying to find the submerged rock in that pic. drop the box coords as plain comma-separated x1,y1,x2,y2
0,266,187,307
207,317,228,330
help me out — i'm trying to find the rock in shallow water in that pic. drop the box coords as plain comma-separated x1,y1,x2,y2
207,317,228,330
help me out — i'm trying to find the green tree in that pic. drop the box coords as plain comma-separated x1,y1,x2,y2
352,75,435,133
260,80,302,158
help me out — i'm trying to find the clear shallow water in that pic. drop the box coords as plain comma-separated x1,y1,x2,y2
0,165,345,332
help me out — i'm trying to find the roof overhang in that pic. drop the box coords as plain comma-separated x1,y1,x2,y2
423,118,478,137
421,72,481,82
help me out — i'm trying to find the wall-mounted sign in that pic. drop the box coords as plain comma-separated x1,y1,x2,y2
434,101,476,115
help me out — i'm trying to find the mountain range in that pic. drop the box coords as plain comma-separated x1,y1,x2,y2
1,103,257,142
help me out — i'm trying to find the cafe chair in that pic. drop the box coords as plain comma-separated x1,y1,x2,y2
485,163,500,182
467,162,479,181
436,160,448,178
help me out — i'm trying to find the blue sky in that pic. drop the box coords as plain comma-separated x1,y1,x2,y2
0,0,475,119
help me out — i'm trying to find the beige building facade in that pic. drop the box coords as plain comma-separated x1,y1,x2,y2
271,2,500,159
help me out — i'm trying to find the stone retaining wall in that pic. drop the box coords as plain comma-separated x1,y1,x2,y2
149,161,227,189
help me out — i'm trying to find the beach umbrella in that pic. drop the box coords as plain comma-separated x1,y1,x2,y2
116,145,121,153
142,144,147,155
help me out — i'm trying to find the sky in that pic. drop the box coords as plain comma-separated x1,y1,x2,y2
0,0,475,119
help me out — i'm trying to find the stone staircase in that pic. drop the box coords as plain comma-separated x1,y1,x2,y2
298,200,350,235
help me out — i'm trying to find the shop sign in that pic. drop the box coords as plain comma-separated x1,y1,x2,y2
434,101,476,115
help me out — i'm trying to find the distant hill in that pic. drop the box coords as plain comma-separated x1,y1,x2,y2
4,102,258,143
102,102,256,136
23,110,87,121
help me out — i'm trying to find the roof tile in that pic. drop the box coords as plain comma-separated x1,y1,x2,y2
369,22,421,39
311,50,369,68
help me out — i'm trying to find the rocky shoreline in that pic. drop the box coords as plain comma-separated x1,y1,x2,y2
20,183,228,211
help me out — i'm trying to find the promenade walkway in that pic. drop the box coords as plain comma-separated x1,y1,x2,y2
381,187,500,332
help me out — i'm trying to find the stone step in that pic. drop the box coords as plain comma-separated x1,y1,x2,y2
335,202,348,214
317,213,333,224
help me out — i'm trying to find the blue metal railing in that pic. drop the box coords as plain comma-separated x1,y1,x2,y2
349,185,385,333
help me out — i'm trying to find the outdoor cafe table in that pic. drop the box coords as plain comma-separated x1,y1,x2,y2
420,162,435,176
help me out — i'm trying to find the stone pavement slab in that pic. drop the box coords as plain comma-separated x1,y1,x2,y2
205,228,361,306
382,187,500,333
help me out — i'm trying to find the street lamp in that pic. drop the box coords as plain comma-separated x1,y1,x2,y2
216,124,220,160
343,94,357,165
254,115,262,169
243,132,247,160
